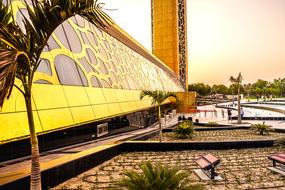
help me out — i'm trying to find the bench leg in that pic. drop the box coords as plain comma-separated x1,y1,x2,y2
273,160,276,167
210,167,215,179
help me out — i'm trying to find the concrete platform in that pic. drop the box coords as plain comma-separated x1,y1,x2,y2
194,169,223,181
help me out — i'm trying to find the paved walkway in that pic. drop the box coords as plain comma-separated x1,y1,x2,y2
2,104,285,186
0,114,179,186
192,104,285,129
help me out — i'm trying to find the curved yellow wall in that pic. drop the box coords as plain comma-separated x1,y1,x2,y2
0,1,183,144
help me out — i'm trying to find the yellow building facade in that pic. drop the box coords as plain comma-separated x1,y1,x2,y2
0,0,185,143
152,0,188,90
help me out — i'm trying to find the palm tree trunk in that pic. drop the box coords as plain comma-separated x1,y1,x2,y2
158,105,162,142
24,85,42,190
237,87,241,124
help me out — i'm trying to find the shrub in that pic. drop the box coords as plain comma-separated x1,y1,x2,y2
250,122,273,135
118,161,204,190
205,121,218,127
174,120,194,138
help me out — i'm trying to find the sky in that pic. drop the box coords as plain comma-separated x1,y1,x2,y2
101,0,285,86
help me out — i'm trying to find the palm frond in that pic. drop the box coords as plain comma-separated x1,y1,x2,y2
0,0,113,107
0,0,11,24
0,50,28,107
229,72,243,84
140,90,177,105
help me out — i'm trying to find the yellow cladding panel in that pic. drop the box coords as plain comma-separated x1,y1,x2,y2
101,88,118,103
85,88,106,105
152,0,179,75
119,102,132,113
70,106,95,124
0,111,42,143
92,104,110,119
32,84,69,109
124,90,136,101
38,108,74,132
63,86,91,107
107,103,122,115
131,90,142,101
1,81,32,113
114,89,127,102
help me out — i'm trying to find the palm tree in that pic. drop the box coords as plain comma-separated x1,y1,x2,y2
229,72,243,124
140,90,177,142
0,1,111,189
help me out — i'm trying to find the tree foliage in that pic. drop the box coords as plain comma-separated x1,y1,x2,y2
188,77,285,98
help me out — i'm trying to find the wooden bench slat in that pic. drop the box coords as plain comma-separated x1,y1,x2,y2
204,154,219,164
275,154,285,159
269,155,285,164
196,158,211,169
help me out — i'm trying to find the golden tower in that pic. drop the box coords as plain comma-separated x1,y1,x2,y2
151,0,188,89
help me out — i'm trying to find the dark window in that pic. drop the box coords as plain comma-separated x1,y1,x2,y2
78,57,94,73
37,59,52,76
55,55,84,86
62,21,82,53
34,80,52,84
98,58,109,75
16,9,29,33
74,15,85,27
99,46,108,60
53,25,70,51
101,79,111,88
86,48,98,65
46,36,61,50
87,31,98,48
90,76,102,87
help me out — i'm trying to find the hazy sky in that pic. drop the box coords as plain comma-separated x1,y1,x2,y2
102,0,285,85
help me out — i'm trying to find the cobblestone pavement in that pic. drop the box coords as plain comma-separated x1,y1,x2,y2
53,147,285,190
149,130,285,142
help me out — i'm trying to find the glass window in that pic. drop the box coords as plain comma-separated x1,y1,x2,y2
34,80,52,84
87,31,98,48
110,71,118,84
78,57,94,73
53,25,70,51
99,46,108,60
55,55,83,86
62,21,82,53
74,15,85,28
90,76,102,87
101,79,111,88
108,77,113,86
86,48,98,65
77,65,88,87
98,58,109,75
80,31,92,47
37,59,52,76
70,16,78,25
110,61,117,73
46,35,60,50
16,9,29,33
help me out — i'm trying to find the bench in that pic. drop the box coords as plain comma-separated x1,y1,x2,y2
195,154,220,179
268,153,285,167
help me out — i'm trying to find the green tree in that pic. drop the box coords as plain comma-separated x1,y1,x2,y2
118,161,204,190
243,83,252,101
140,90,177,142
229,72,243,124
188,83,211,96
212,84,229,95
0,1,111,189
